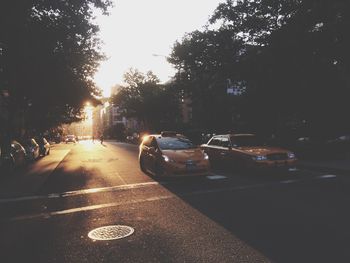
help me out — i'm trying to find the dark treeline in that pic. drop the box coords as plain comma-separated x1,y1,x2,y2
168,0,350,140
0,0,112,150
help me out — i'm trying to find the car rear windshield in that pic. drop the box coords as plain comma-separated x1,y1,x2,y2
157,137,196,150
231,135,263,147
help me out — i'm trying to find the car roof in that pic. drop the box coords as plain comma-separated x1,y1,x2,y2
231,134,256,137
213,133,256,137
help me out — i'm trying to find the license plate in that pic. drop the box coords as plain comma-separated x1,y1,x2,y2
186,163,197,170
275,161,285,167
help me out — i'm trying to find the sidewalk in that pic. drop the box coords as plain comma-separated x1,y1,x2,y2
299,158,350,174
0,144,70,198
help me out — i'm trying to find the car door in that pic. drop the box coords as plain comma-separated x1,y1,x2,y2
43,138,49,154
203,137,223,164
217,136,232,166
141,136,153,170
12,142,25,166
229,136,249,168
148,138,161,173
31,139,39,159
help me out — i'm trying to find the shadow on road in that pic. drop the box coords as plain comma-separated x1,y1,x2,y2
147,166,349,263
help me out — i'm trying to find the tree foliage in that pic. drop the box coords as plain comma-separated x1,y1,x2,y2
169,0,350,137
112,68,180,132
0,0,112,137
169,29,244,131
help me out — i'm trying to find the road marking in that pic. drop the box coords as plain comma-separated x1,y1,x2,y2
0,181,162,204
280,180,298,184
206,175,228,180
318,174,337,179
3,174,338,222
0,173,337,205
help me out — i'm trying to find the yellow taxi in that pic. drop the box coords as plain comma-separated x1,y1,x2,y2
139,132,210,177
201,134,297,170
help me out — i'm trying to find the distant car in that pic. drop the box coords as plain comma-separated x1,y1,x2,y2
36,137,50,156
65,135,76,143
201,134,297,170
22,138,40,161
0,140,27,171
139,132,210,177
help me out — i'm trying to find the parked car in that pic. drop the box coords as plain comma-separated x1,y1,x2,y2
65,135,76,144
139,131,210,177
201,134,297,171
36,137,50,156
22,138,40,161
0,140,27,171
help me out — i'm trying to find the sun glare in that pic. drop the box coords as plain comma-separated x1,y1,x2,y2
84,106,93,124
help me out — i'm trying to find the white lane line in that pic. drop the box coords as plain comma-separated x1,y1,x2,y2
0,181,162,204
0,195,47,203
280,180,298,184
5,174,338,222
10,195,174,221
318,174,337,179
206,175,228,180
0,173,337,205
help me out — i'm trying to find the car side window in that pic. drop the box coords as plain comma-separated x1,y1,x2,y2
208,138,220,146
229,137,237,147
220,137,231,148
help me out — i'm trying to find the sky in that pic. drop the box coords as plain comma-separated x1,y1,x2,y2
93,0,224,97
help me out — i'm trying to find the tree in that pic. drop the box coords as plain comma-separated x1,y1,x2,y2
0,0,112,151
169,0,350,137
112,68,180,132
168,28,245,131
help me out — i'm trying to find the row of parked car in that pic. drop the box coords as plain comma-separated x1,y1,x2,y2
0,137,51,173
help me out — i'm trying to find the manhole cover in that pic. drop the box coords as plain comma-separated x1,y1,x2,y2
88,225,134,241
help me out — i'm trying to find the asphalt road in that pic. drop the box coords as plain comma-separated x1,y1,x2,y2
0,140,350,263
